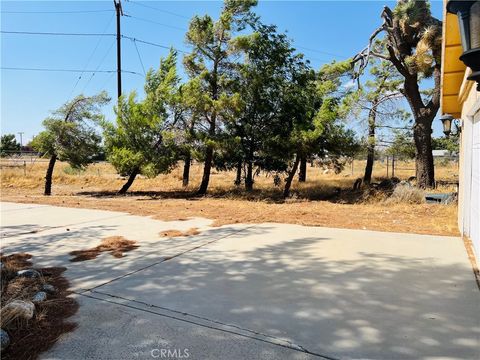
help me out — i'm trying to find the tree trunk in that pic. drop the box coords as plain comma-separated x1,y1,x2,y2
182,153,191,187
363,107,376,185
118,167,139,194
413,120,435,188
44,154,57,196
235,161,242,186
298,157,307,182
197,58,219,196
197,146,213,195
401,72,437,189
245,161,254,191
283,155,301,198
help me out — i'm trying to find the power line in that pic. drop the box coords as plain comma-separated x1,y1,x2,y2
1,30,115,36
96,72,116,93
69,13,116,98
1,29,187,54
125,0,189,20
295,45,348,59
132,39,146,76
81,40,116,93
122,35,187,54
124,13,187,32
1,67,142,76
1,10,114,14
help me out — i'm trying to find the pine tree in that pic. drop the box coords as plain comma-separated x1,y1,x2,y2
31,92,110,195
183,0,257,195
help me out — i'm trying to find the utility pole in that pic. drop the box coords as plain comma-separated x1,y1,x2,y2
18,132,24,148
114,0,123,99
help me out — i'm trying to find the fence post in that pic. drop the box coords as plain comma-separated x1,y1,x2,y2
23,161,26,176
386,156,389,178
392,155,395,178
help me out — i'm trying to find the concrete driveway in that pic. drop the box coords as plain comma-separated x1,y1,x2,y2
1,202,479,360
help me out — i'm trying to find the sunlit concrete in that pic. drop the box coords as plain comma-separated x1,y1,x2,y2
1,202,478,360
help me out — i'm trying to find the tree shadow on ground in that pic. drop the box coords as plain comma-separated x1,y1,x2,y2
93,235,480,359
77,184,349,204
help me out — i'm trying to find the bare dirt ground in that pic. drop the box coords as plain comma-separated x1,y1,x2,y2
1,159,459,236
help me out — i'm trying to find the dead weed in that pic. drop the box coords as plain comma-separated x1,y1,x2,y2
159,228,200,238
69,236,139,262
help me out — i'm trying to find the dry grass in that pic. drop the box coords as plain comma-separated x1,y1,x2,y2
69,236,139,262
386,184,426,204
1,159,460,236
159,228,200,238
0,253,78,360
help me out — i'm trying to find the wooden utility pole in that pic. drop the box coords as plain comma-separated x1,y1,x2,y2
18,132,24,148
114,0,123,99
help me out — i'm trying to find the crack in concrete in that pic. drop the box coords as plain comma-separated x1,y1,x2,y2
78,291,338,360
91,289,306,350
72,224,339,357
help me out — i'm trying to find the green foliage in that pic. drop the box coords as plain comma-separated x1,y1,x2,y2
182,0,258,191
220,23,303,176
387,131,416,160
388,0,441,76
0,134,21,157
31,92,110,168
432,135,459,153
103,50,179,178
63,165,86,175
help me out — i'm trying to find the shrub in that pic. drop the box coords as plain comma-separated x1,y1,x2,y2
386,183,425,204
63,166,86,175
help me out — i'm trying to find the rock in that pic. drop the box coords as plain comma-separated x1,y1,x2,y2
445,192,458,204
42,284,56,294
3,300,34,320
17,269,41,278
398,180,412,187
32,291,47,303
0,329,9,351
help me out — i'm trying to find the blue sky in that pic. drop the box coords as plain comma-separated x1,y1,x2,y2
1,0,445,144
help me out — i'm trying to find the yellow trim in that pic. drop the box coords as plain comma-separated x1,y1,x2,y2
441,1,467,116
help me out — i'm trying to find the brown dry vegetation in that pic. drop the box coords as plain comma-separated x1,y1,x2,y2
69,236,138,262
160,228,200,238
0,253,78,360
1,159,459,236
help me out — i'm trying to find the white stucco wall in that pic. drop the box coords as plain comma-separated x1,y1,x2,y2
458,81,480,258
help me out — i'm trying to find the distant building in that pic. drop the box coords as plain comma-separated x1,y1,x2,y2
432,149,458,158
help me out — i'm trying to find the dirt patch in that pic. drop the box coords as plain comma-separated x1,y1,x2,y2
1,161,460,236
159,228,200,238
2,192,459,236
0,253,78,360
69,236,139,262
